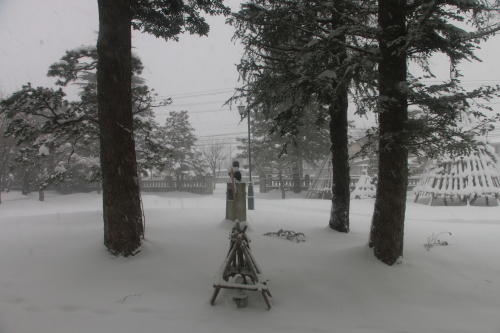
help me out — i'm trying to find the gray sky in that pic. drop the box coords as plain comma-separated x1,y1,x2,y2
1,0,500,144
0,0,246,151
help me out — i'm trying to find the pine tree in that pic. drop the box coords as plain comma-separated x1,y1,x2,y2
163,111,204,190
96,0,229,256
48,45,171,179
230,0,377,230
368,0,408,265
230,0,499,264
0,46,166,201
97,0,143,255
0,85,83,196
369,0,500,265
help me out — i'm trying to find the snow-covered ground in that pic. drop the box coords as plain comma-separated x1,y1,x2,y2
0,188,499,333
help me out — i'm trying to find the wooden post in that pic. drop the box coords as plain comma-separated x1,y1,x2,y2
211,228,272,309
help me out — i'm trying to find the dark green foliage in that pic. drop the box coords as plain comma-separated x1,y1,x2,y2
131,0,230,40
47,45,144,87
0,83,95,192
369,0,500,265
0,46,169,194
230,0,499,265
163,110,205,183
230,1,377,136
229,0,372,228
95,0,229,256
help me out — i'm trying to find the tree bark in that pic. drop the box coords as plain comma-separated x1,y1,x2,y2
328,83,350,233
97,0,143,256
328,22,351,233
369,0,408,265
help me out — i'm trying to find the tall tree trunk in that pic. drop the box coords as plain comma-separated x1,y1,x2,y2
369,0,408,265
38,189,44,202
328,84,350,233
328,25,351,233
97,0,143,256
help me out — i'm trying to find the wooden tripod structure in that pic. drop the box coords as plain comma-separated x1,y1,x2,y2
210,224,272,309
307,154,333,199
211,169,272,309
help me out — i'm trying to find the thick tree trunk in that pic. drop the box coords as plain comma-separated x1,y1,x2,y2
97,0,143,256
328,85,350,233
369,0,408,265
328,24,351,233
38,189,44,202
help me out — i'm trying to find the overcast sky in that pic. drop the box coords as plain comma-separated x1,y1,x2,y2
0,0,246,150
1,0,500,144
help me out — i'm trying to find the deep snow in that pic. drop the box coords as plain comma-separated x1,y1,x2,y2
0,188,499,333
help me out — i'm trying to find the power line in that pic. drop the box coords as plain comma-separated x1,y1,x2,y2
152,80,500,102
198,132,248,138
154,108,237,116
156,89,235,100
156,87,236,98
156,99,229,108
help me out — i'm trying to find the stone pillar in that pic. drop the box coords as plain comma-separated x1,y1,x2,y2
226,182,247,221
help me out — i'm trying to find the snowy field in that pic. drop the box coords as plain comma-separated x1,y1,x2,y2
0,188,499,333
